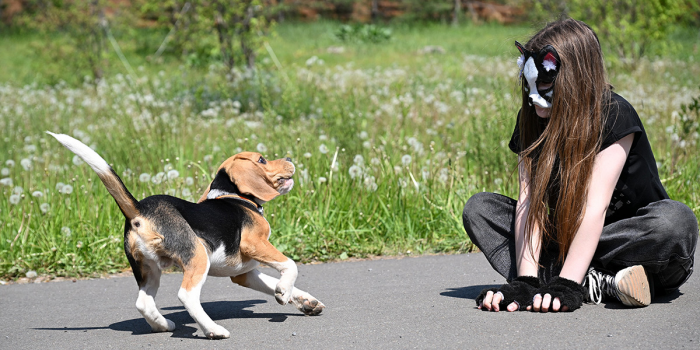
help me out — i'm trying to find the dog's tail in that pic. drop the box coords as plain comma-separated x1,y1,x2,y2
47,131,140,220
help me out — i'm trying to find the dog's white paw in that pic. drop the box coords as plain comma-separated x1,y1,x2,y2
203,324,230,339
150,318,176,333
292,295,325,316
275,285,292,305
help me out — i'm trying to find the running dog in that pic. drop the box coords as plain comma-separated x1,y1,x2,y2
48,132,324,339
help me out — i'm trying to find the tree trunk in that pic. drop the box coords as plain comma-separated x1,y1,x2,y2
215,2,234,71
371,0,379,22
452,0,461,26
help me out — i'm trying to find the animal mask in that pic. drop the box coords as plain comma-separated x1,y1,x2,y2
515,41,560,109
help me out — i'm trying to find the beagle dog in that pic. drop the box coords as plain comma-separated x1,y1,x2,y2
47,132,325,339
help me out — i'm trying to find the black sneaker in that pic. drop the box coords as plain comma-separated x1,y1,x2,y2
583,265,651,307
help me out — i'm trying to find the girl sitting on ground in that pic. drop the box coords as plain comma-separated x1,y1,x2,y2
462,18,698,312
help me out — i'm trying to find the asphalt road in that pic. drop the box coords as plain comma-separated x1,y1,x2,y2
1,249,698,349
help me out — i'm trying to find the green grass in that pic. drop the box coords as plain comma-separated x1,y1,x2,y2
0,21,698,280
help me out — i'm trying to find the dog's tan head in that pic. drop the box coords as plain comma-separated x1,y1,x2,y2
198,152,295,204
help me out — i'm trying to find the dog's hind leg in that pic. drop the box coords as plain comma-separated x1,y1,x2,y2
231,269,325,315
178,239,230,339
134,262,175,332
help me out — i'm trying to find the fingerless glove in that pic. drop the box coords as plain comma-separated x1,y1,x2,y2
534,276,586,311
475,275,540,310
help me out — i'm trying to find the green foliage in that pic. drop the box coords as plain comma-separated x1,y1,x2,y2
523,0,699,64
335,24,392,43
136,0,276,70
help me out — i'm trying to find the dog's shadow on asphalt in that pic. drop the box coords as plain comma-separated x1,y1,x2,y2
35,299,303,340
441,285,499,300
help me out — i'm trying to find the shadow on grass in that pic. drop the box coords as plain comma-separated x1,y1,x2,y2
441,284,499,300
34,299,304,339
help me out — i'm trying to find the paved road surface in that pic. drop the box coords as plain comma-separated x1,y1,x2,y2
1,250,698,349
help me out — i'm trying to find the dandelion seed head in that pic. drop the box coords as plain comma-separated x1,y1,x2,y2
256,143,268,153
72,155,84,166
359,131,368,139
0,178,12,187
494,178,503,186
163,163,174,172
1,168,8,176
185,177,194,186
319,144,329,154
40,203,50,214
32,191,43,198
353,155,364,165
303,152,312,159
20,158,32,170
349,165,363,179
56,182,65,191
26,270,37,278
60,184,73,194
5,160,15,168
9,194,20,205
167,169,179,180
362,140,371,149
401,154,412,166
61,226,71,236
152,172,165,184
76,241,83,248
203,155,213,163
13,186,23,195
318,177,327,183
139,173,151,183
182,188,192,197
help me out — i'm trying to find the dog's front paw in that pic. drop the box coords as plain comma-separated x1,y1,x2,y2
203,324,230,340
275,285,292,305
150,318,176,333
293,296,325,316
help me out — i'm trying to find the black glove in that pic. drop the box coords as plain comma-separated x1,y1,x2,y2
534,276,586,311
475,275,540,311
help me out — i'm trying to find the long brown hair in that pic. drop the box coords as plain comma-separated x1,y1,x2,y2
518,19,612,262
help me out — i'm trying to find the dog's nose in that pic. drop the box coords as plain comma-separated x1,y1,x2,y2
285,157,292,162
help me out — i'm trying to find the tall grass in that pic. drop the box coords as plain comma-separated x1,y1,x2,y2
0,22,698,280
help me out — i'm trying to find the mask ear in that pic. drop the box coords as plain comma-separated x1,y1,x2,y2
539,45,560,72
230,160,279,202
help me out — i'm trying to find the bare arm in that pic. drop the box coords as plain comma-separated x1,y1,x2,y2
533,133,634,312
515,156,541,278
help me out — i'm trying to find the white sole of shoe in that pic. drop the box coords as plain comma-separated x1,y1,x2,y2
615,265,651,307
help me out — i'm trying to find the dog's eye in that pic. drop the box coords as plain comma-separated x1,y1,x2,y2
258,157,267,164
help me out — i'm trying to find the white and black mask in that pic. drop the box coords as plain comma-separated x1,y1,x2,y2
516,41,560,109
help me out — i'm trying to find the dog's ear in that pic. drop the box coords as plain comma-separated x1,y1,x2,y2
229,157,279,202
197,183,211,203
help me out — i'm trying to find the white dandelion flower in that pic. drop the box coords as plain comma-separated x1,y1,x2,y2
349,165,363,179
401,155,412,166
55,182,65,191
394,165,402,174
20,158,32,170
363,141,371,149
152,172,165,184
398,178,408,188
139,173,151,183
494,178,503,186
203,154,213,163
32,191,43,198
40,203,50,214
5,160,15,167
185,177,194,186
319,134,328,141
122,168,133,177
1,168,8,176
61,226,71,236
438,168,449,184
163,163,174,172
319,144,329,154
182,188,192,197
317,177,327,183
353,155,364,165
303,152,312,159
359,131,368,139
72,155,84,166
24,144,37,153
167,169,179,180
364,176,377,192
13,186,23,194
421,167,430,181
9,194,20,205
60,184,73,194
0,178,12,187
256,143,268,153
26,271,37,279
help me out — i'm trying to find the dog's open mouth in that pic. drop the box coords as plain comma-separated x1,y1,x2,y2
277,177,294,193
